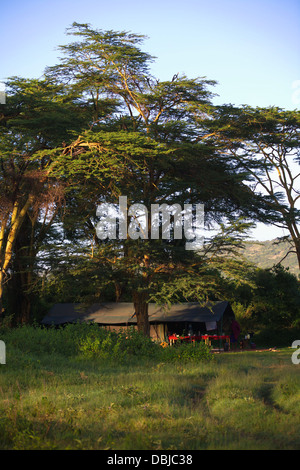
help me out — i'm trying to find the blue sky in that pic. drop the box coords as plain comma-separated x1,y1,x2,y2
1,0,300,240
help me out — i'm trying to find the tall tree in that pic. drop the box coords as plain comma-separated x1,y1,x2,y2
47,131,257,335
45,22,216,136
205,105,300,269
0,77,90,322
43,24,269,334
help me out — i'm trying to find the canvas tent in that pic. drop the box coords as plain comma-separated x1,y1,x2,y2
42,301,234,341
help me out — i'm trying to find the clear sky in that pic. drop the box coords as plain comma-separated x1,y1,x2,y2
1,0,300,240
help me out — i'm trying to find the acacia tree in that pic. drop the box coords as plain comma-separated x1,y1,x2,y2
0,76,91,322
206,105,300,270
43,24,270,335
45,23,218,135
47,131,258,335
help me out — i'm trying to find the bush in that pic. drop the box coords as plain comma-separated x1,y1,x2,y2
0,322,214,364
247,266,300,329
254,327,300,348
163,341,214,363
1,321,102,357
115,327,158,357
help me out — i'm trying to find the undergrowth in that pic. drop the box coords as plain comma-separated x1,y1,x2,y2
0,322,213,364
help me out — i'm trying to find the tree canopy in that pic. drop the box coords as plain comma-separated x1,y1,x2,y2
204,105,300,268
0,23,299,332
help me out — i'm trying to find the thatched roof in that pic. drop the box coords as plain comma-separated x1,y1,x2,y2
42,301,233,326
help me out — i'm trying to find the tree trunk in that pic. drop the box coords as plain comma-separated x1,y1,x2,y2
8,213,35,324
0,196,34,318
133,290,150,337
0,270,3,318
8,270,32,325
294,238,300,271
115,282,122,302
288,221,300,271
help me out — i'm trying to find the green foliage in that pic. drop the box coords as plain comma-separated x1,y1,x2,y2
230,265,300,330
1,22,299,333
1,323,213,364
248,265,300,328
231,302,251,331
226,262,300,333
206,105,300,269
163,341,213,362
254,326,300,348
74,325,159,360
1,77,88,149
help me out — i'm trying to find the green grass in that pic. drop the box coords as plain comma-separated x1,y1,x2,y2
0,325,299,450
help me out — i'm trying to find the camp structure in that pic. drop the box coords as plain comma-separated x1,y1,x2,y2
41,301,235,342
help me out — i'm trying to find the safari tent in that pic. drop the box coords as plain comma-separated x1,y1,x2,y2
42,300,235,341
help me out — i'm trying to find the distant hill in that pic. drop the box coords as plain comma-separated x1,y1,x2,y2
240,238,299,276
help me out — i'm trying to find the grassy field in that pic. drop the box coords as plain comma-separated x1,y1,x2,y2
0,325,299,450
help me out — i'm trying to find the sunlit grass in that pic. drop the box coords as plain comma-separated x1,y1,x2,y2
0,326,299,450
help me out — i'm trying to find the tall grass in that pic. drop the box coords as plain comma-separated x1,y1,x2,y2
0,324,299,450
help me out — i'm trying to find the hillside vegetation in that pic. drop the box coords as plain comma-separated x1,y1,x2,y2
241,238,299,276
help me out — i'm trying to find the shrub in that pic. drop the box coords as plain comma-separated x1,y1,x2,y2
115,327,158,357
1,322,213,364
163,341,214,363
254,327,300,348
